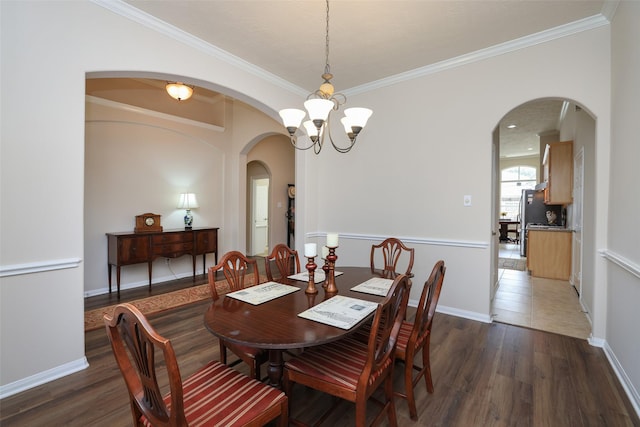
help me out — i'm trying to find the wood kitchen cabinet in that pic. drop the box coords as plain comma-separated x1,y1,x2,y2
107,227,218,296
543,140,573,205
526,229,572,280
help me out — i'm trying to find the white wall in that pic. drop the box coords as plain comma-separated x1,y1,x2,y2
84,97,225,295
607,0,640,411
305,25,612,322
0,1,296,393
2,1,638,412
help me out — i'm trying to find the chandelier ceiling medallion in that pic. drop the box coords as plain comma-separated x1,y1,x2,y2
279,0,372,154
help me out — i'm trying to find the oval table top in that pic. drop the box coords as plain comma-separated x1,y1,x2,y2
203,266,387,350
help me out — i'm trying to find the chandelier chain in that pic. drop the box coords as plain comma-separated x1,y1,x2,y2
324,0,330,75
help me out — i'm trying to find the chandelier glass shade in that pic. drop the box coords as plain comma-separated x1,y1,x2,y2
278,0,372,154
165,82,194,101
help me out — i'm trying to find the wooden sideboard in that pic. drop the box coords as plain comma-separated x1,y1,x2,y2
107,227,219,296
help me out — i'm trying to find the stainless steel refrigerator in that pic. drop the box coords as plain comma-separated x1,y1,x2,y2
519,189,563,256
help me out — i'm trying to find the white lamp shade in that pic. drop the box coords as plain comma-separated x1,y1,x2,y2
279,108,306,129
344,107,373,128
166,83,193,101
340,116,354,134
304,99,333,122
303,120,320,138
177,193,199,209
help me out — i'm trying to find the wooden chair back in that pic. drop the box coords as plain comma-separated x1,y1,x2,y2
265,243,301,282
361,273,410,389
411,260,446,347
103,303,187,426
208,250,260,300
370,237,415,277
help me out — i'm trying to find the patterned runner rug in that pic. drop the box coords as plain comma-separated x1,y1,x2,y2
498,257,526,271
85,276,265,332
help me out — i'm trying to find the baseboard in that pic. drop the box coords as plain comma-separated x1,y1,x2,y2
435,304,493,323
602,341,640,419
0,357,89,400
84,270,200,298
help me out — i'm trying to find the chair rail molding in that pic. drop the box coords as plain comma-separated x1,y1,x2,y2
0,258,82,278
599,249,640,279
305,231,488,250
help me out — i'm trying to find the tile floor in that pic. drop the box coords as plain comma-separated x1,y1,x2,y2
492,243,592,340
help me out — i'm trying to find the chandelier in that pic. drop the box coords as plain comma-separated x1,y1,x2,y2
279,0,372,154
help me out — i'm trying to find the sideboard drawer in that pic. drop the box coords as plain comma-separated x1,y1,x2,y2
153,242,194,258
152,232,190,245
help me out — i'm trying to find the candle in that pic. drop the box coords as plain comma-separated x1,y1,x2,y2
321,245,329,260
326,233,339,247
304,243,317,257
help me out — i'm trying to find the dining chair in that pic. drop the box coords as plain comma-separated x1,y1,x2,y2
264,243,301,282
103,303,288,427
283,274,410,427
394,260,446,420
208,250,268,380
370,237,415,278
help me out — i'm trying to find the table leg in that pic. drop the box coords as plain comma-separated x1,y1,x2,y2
267,349,284,388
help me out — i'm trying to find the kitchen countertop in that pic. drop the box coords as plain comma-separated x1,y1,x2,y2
526,225,573,232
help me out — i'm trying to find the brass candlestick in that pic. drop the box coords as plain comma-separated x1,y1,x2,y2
325,246,338,294
322,258,330,288
305,256,318,295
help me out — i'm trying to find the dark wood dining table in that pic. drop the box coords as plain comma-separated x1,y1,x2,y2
203,266,388,387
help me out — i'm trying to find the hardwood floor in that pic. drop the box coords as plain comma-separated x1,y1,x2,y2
2,276,638,426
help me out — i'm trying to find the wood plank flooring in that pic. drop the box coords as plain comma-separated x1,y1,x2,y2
1,278,638,426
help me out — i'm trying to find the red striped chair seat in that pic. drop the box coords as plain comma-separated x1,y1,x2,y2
285,337,393,391
395,320,426,357
141,360,285,426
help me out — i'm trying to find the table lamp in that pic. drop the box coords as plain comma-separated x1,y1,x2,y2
177,193,199,229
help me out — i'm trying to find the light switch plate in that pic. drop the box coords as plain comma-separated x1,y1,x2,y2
463,195,472,206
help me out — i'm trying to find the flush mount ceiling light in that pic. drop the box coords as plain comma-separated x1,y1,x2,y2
278,0,372,154
165,82,194,101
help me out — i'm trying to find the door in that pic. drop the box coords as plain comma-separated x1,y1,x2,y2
572,147,584,295
251,177,269,256
490,131,500,300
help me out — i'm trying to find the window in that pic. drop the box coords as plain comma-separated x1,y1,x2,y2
500,166,536,219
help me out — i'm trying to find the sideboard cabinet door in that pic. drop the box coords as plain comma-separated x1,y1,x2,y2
117,235,150,264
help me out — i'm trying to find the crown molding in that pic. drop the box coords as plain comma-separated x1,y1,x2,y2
86,95,226,132
346,14,610,96
90,0,307,97
92,0,609,98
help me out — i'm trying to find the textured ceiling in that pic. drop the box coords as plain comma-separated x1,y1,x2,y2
107,0,607,157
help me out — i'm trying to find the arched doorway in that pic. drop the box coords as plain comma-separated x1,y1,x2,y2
245,135,295,256
491,98,594,339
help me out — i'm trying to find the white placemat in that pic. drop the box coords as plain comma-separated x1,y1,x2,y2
350,277,394,296
225,281,300,305
298,295,378,330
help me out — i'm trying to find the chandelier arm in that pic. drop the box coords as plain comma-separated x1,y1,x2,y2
325,114,357,153
289,135,321,151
